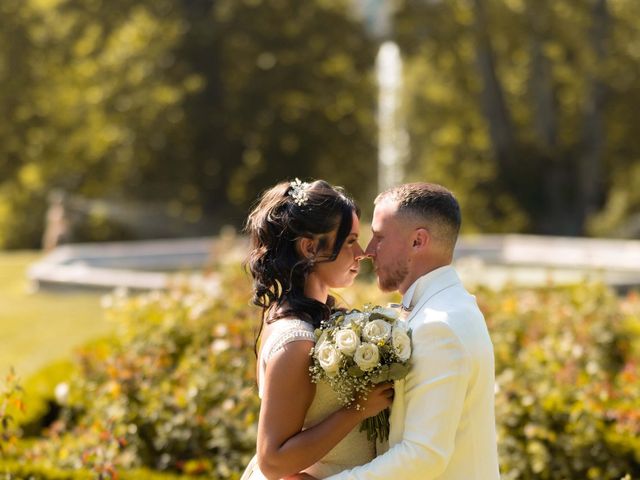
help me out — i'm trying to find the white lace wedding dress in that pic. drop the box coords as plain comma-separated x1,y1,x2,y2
241,319,375,479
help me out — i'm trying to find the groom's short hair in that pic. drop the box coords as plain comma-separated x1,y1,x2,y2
375,183,461,250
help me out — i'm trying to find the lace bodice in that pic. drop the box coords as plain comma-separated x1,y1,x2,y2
257,319,316,397
253,318,375,478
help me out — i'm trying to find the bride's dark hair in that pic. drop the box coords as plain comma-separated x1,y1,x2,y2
245,179,360,332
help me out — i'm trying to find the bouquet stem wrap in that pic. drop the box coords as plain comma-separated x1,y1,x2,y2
360,407,390,443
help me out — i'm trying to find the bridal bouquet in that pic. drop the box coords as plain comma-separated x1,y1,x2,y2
309,305,412,443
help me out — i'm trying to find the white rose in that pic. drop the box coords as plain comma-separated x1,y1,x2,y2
353,343,380,371
392,328,412,361
316,342,342,374
362,319,392,343
334,328,360,356
316,330,329,348
373,306,400,320
342,311,366,327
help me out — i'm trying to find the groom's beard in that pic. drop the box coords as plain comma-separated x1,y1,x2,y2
378,260,409,292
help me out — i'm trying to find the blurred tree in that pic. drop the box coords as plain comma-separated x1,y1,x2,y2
395,0,640,236
0,0,198,247
0,0,377,248
173,0,378,224
8,0,639,245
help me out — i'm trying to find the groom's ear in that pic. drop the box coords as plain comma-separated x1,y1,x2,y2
412,228,430,251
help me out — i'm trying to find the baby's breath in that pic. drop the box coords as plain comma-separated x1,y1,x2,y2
309,305,412,443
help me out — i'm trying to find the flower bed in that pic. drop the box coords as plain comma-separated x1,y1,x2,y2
1,267,638,479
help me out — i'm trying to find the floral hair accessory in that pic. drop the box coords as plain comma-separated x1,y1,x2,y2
289,178,311,206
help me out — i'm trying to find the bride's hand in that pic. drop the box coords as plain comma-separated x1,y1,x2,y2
355,381,394,419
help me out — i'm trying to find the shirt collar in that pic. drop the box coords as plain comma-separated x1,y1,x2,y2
401,265,455,311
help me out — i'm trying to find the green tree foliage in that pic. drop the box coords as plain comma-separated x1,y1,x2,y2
0,0,377,248
394,0,640,236
6,0,640,247
193,0,378,216
0,0,199,247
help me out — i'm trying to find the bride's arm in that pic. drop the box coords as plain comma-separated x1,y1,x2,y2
257,340,391,480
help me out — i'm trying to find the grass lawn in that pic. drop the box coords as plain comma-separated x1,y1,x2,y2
0,250,113,379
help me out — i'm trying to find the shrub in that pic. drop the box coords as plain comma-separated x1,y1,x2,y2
482,283,640,479
4,267,258,478
0,368,25,457
15,359,78,437
2,265,639,479
0,459,205,480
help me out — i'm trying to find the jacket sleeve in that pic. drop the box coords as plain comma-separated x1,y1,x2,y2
325,319,471,480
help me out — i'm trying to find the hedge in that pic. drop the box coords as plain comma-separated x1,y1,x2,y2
1,266,638,479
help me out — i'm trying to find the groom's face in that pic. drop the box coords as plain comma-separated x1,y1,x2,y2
365,199,411,293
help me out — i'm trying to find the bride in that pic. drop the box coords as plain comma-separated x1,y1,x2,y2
241,179,393,480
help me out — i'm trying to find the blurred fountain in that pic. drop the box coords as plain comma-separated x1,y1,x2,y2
376,41,409,192
352,0,409,191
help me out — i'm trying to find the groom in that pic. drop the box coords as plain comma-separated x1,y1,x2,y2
297,182,500,479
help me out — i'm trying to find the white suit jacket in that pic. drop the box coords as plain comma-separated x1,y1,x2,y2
326,266,500,479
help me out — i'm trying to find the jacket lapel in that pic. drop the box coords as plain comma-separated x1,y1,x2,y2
387,266,461,448
405,266,461,328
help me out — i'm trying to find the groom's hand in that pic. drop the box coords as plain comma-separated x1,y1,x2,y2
283,474,317,480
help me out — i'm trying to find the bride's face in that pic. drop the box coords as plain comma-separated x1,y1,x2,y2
312,211,364,289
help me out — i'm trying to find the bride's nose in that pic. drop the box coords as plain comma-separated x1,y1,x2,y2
353,242,365,260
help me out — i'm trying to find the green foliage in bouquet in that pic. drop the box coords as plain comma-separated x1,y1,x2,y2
309,307,412,443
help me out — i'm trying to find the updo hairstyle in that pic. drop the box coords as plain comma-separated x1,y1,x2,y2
245,179,359,328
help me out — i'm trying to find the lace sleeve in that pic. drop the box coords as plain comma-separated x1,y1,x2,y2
257,319,317,398
265,319,316,362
